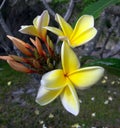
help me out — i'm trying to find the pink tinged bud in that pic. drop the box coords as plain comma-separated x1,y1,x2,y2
35,37,47,58
9,55,26,63
30,37,46,57
7,35,33,56
7,60,34,73
0,56,13,61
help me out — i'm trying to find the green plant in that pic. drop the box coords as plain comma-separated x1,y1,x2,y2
81,0,120,19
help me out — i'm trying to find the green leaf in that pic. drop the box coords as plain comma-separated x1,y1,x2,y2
84,58,120,76
52,0,68,4
81,0,120,19
103,66,120,77
87,58,120,67
80,56,97,65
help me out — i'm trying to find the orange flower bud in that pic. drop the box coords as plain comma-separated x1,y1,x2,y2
7,60,35,73
7,35,33,56
9,55,26,62
30,37,46,58
0,56,13,61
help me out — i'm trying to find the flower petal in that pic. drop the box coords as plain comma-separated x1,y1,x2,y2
61,42,80,74
36,84,63,106
45,26,64,36
69,66,104,89
70,27,97,47
55,14,73,38
60,79,80,116
70,15,94,40
19,25,39,37
33,16,40,29
42,69,66,90
37,10,50,40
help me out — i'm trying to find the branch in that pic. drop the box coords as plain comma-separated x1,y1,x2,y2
41,0,75,22
100,16,119,58
64,0,75,21
107,49,120,58
87,12,107,55
0,1,20,55
0,0,6,10
41,0,55,17
0,12,13,36
0,12,21,54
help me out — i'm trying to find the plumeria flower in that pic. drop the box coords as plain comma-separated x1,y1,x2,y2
45,14,97,47
19,10,54,56
36,42,104,116
19,10,49,41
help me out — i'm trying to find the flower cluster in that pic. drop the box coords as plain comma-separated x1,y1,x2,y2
0,10,104,116
0,11,57,74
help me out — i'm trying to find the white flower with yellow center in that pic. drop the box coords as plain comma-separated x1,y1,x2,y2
36,43,104,116
45,14,97,47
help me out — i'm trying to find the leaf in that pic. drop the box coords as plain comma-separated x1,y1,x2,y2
104,66,120,77
52,0,68,4
81,0,120,19
80,56,97,65
87,58,120,68
84,58,120,76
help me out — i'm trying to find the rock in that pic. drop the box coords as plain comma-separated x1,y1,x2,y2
12,97,21,103
26,88,36,94
12,89,24,95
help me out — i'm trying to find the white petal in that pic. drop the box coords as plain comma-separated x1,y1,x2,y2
55,14,73,38
19,25,39,37
42,69,66,90
60,80,80,116
69,66,104,89
71,15,94,40
36,82,63,106
61,42,80,74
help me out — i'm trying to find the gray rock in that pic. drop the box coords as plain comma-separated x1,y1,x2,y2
12,89,24,95
26,88,36,94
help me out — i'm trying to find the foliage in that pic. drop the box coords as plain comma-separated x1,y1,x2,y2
51,0,68,4
50,0,69,14
83,0,98,5
83,57,120,77
81,0,120,19
0,61,29,86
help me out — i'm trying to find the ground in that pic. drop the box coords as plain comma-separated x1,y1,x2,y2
0,61,120,128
